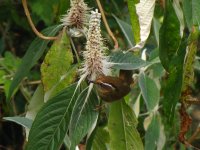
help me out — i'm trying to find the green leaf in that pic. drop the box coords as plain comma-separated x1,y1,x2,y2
145,113,160,150
159,1,181,71
69,85,99,149
3,117,33,129
182,0,193,30
108,100,144,150
92,127,110,150
161,37,187,122
26,83,78,150
127,0,140,44
110,51,146,70
138,72,159,111
26,84,44,121
8,25,61,100
4,80,12,99
41,31,75,99
26,84,44,120
192,0,200,26
0,70,6,84
58,0,70,17
182,27,200,93
29,0,58,25
183,0,200,28
159,1,187,122
1,51,21,71
63,134,71,149
25,84,44,140
113,15,134,47
153,18,161,46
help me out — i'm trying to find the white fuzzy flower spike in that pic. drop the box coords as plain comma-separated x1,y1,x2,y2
60,0,90,37
80,9,111,81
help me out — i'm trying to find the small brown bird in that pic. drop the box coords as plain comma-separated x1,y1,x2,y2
91,70,133,102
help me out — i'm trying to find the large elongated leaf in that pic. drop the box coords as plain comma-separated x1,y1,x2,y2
159,1,181,71
41,31,76,101
159,1,187,122
127,0,140,44
110,51,146,70
69,85,99,149
26,83,78,150
3,117,33,129
138,72,159,111
108,100,144,150
113,15,134,47
162,37,187,122
8,25,61,100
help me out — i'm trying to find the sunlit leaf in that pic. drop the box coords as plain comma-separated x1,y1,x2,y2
108,100,144,150
41,31,76,101
136,0,156,43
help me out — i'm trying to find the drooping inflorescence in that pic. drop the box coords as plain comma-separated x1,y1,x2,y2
80,9,111,81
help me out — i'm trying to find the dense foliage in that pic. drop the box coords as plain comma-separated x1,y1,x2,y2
1,0,200,150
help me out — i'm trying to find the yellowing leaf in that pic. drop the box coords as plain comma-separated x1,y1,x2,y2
41,31,76,101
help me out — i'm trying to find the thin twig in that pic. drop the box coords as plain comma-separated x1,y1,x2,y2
96,0,118,49
22,0,58,40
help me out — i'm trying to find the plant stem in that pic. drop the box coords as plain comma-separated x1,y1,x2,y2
96,0,118,49
22,0,58,40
